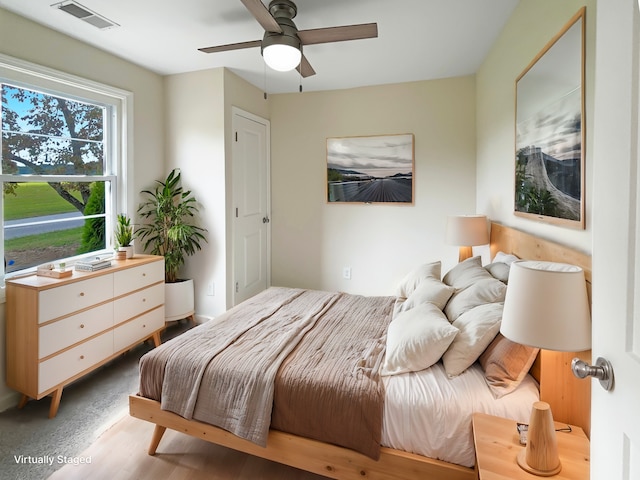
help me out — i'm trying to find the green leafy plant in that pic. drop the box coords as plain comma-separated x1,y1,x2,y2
78,182,105,254
136,169,207,283
114,213,133,248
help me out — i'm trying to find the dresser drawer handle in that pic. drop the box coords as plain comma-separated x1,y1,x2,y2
142,324,146,328
80,324,85,329
80,355,85,360
142,298,146,302
142,273,146,277
79,292,85,297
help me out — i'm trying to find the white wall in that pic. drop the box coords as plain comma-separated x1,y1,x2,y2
270,77,477,295
476,0,596,253
164,68,269,317
0,8,165,411
164,69,226,319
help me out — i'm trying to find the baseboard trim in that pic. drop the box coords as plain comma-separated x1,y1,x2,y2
194,314,214,324
0,390,19,413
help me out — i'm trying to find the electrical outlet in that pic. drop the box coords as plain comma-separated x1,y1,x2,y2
207,281,215,296
343,267,352,280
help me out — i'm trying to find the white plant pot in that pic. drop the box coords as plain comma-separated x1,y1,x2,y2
118,245,134,259
164,279,195,322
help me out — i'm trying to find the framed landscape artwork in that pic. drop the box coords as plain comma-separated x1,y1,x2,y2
326,133,414,204
514,8,585,228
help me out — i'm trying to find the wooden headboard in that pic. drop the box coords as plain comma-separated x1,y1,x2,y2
489,222,592,437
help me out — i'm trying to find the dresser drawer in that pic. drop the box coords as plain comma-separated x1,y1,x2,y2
38,274,114,323
113,307,164,353
114,260,164,297
113,283,164,326
38,331,113,393
39,302,114,359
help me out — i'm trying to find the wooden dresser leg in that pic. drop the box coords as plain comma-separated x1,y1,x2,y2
152,331,162,347
49,388,63,418
18,395,29,409
148,425,167,455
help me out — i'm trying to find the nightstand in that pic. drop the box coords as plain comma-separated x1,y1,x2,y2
472,412,590,479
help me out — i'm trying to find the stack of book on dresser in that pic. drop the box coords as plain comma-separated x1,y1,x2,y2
74,257,112,272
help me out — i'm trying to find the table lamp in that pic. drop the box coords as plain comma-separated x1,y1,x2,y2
445,215,489,262
500,260,611,476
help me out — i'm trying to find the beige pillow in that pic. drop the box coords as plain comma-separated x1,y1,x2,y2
381,303,459,376
479,333,539,398
442,256,494,289
484,261,511,284
442,303,503,377
444,277,507,322
401,277,456,312
395,261,442,299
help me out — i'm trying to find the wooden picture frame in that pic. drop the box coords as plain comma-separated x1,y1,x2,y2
514,8,586,228
326,133,414,204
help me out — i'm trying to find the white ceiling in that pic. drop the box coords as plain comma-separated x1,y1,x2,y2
0,0,520,94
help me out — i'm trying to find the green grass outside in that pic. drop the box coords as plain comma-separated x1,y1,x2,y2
4,182,83,221
4,183,87,251
5,227,83,249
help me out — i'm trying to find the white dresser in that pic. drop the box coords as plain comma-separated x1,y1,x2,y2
5,255,165,418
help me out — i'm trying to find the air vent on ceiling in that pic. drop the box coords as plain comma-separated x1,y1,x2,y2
51,1,119,30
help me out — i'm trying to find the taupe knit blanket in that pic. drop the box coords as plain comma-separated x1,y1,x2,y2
139,287,393,459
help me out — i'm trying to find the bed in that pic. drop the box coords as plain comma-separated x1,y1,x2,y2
129,222,592,480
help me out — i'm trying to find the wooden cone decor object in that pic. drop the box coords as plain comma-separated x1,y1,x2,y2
517,401,562,476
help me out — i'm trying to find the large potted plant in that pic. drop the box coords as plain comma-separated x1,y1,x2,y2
137,169,207,322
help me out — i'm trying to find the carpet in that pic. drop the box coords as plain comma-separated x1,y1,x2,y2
0,322,192,480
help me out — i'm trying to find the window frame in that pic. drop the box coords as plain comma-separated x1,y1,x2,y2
0,53,133,298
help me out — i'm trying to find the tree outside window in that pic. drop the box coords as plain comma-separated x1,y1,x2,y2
1,83,116,273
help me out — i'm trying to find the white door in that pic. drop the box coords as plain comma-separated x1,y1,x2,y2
591,1,640,478
232,108,270,306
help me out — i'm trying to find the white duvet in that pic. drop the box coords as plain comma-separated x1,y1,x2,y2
381,361,539,468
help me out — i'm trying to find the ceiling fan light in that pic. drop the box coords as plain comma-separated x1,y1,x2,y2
263,43,302,72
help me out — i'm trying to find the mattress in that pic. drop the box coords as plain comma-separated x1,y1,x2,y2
382,361,539,467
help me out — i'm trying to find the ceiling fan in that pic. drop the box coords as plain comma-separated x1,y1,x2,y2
198,0,378,77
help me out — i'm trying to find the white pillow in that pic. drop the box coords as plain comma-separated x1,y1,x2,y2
395,261,442,299
442,303,503,377
401,277,456,312
381,303,459,376
444,277,507,322
493,251,519,264
485,262,511,284
442,256,494,290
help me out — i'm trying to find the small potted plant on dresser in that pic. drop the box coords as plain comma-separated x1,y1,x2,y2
115,213,134,259
137,169,207,322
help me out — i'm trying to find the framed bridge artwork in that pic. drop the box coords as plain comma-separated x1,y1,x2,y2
326,133,414,204
514,8,585,229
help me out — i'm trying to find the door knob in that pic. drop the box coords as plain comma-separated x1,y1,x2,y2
571,357,614,391
262,216,270,224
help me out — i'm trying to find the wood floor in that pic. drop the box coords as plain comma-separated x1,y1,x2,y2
48,414,329,480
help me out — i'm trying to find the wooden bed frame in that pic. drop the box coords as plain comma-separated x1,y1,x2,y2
128,222,592,480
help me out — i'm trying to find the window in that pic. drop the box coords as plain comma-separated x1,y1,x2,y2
0,54,131,284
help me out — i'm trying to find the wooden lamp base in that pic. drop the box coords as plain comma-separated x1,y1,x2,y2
458,246,473,262
517,401,562,477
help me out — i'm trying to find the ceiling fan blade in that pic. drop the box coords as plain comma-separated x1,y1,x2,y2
198,40,262,54
298,23,378,45
240,0,282,33
297,55,316,78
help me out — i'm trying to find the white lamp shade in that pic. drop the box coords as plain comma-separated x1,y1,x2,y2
263,43,301,71
500,260,591,352
445,215,489,246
